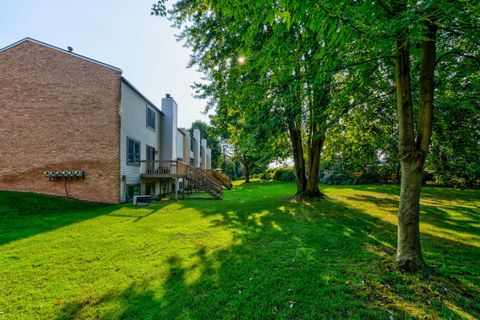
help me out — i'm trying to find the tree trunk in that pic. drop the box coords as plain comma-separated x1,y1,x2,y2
397,160,425,271
304,134,324,198
288,121,307,195
240,157,251,183
244,165,250,183
394,7,437,272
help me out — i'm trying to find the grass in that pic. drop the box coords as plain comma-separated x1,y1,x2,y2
0,181,479,319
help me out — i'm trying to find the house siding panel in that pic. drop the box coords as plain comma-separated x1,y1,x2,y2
176,130,184,160
119,81,162,201
160,97,178,161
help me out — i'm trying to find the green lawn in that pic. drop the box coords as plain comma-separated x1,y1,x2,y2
1,182,479,319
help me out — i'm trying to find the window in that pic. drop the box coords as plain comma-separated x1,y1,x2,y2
146,106,156,130
127,137,141,166
200,146,204,158
146,145,156,161
190,137,194,152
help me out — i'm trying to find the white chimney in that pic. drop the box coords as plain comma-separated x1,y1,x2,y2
161,94,178,161
201,138,207,169
182,130,191,163
206,147,212,170
193,128,201,167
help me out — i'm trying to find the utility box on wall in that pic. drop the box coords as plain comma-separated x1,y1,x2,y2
44,170,85,181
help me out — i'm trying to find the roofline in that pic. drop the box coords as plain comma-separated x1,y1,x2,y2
177,128,186,135
179,128,190,136
0,37,122,72
121,77,164,115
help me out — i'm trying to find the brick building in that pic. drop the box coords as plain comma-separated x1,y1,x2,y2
0,38,214,203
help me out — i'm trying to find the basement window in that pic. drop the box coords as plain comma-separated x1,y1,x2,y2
127,137,141,166
146,106,156,130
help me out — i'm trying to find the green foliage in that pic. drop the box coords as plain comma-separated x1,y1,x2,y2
260,167,297,182
221,157,241,179
152,0,480,192
319,162,399,186
427,63,480,187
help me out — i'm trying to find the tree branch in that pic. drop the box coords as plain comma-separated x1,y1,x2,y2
377,0,394,16
436,50,480,68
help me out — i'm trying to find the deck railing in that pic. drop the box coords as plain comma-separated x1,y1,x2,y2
139,161,221,188
140,160,178,177
212,170,233,189
140,160,224,199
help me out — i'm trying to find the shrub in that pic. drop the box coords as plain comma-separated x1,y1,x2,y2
277,168,296,181
259,167,296,182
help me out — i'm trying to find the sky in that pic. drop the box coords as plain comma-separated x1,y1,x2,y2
0,0,209,128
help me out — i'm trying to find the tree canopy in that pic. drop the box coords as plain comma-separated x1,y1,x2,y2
153,0,480,272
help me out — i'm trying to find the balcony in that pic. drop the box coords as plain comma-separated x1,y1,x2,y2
139,160,224,199
140,160,178,178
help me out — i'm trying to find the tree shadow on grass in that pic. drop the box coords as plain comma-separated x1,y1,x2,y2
343,193,479,240
55,183,479,319
0,191,167,245
347,184,480,201
0,191,117,245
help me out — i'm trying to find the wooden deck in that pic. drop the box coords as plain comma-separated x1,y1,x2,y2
139,160,225,199
140,160,183,178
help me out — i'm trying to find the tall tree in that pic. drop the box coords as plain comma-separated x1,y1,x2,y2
153,0,480,272
153,0,347,198
325,0,479,271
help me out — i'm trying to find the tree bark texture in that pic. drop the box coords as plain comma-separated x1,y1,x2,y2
240,157,251,183
394,7,437,272
244,166,250,183
305,134,325,198
287,120,307,195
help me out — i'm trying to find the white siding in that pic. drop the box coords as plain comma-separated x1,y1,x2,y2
119,81,162,202
193,129,201,167
200,138,207,169
176,130,184,160
182,130,192,163
161,96,178,160
206,148,212,170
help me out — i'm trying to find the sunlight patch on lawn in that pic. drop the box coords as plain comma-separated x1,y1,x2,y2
325,187,479,248
107,206,153,219
271,221,282,231
444,300,478,320
247,210,272,227
366,234,395,249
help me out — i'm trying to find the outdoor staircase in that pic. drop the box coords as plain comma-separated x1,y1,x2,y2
200,168,233,189
140,160,227,200
211,170,233,189
177,162,224,199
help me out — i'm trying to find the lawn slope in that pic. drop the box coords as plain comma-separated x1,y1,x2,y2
0,182,479,319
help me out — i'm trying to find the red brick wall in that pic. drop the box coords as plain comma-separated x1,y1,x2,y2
0,40,122,203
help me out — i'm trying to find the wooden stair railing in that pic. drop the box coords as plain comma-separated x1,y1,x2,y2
212,170,233,189
199,168,221,186
140,160,224,199
177,161,224,199
199,169,232,190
